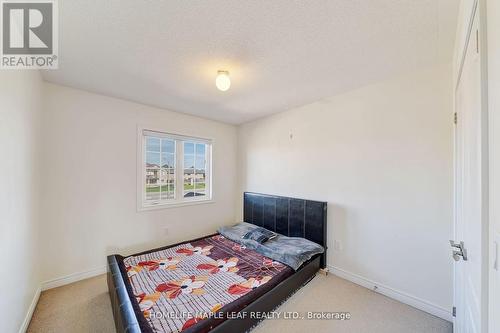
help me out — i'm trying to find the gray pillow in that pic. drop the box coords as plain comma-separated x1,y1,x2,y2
218,222,258,240
218,222,324,270
253,235,324,270
243,227,277,243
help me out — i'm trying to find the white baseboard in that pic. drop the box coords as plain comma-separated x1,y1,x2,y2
328,265,453,322
41,265,107,291
26,264,452,329
19,286,41,333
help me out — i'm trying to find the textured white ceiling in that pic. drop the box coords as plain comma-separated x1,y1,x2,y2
42,0,458,124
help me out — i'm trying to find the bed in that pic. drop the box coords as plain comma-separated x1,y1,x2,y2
107,192,328,333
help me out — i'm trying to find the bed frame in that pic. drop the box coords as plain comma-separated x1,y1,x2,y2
107,192,328,333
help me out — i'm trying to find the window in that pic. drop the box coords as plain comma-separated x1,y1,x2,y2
140,129,212,209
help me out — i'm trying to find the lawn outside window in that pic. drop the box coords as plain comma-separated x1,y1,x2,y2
138,128,213,210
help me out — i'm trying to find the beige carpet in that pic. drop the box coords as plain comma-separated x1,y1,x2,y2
27,273,452,333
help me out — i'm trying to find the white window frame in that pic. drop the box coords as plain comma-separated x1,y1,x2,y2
137,126,214,211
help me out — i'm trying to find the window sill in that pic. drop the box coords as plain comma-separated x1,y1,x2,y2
138,199,215,212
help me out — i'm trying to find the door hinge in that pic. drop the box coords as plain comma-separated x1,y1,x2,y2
454,112,457,125
452,306,456,317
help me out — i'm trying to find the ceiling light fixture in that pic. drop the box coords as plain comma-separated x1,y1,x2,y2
215,70,231,91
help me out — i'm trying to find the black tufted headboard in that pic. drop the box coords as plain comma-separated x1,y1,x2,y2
243,192,328,268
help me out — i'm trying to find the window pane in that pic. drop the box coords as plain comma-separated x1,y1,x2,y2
195,172,204,183
160,169,175,184
145,136,175,203
196,144,205,155
183,169,195,197
146,152,160,167
161,153,175,168
146,168,160,185
146,186,161,201
184,155,194,169
184,142,194,154
162,192,174,200
146,137,160,152
161,139,175,154
195,171,206,183
184,169,194,185
195,155,205,170
194,181,205,197
161,184,175,200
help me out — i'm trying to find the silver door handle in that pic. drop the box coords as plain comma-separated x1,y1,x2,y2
450,240,468,261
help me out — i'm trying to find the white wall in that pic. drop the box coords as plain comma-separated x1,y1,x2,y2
39,83,238,283
237,65,454,316
487,0,500,330
0,71,43,332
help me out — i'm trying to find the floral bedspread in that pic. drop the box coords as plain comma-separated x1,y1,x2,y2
122,234,292,333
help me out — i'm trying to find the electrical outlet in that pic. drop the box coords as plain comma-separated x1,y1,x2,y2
334,240,343,251
163,227,169,236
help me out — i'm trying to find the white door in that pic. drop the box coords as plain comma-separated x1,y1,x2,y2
487,0,500,331
453,7,488,333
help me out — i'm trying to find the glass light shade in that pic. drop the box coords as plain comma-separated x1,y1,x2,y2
215,71,231,91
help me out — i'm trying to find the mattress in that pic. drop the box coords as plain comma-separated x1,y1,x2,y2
117,234,294,333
